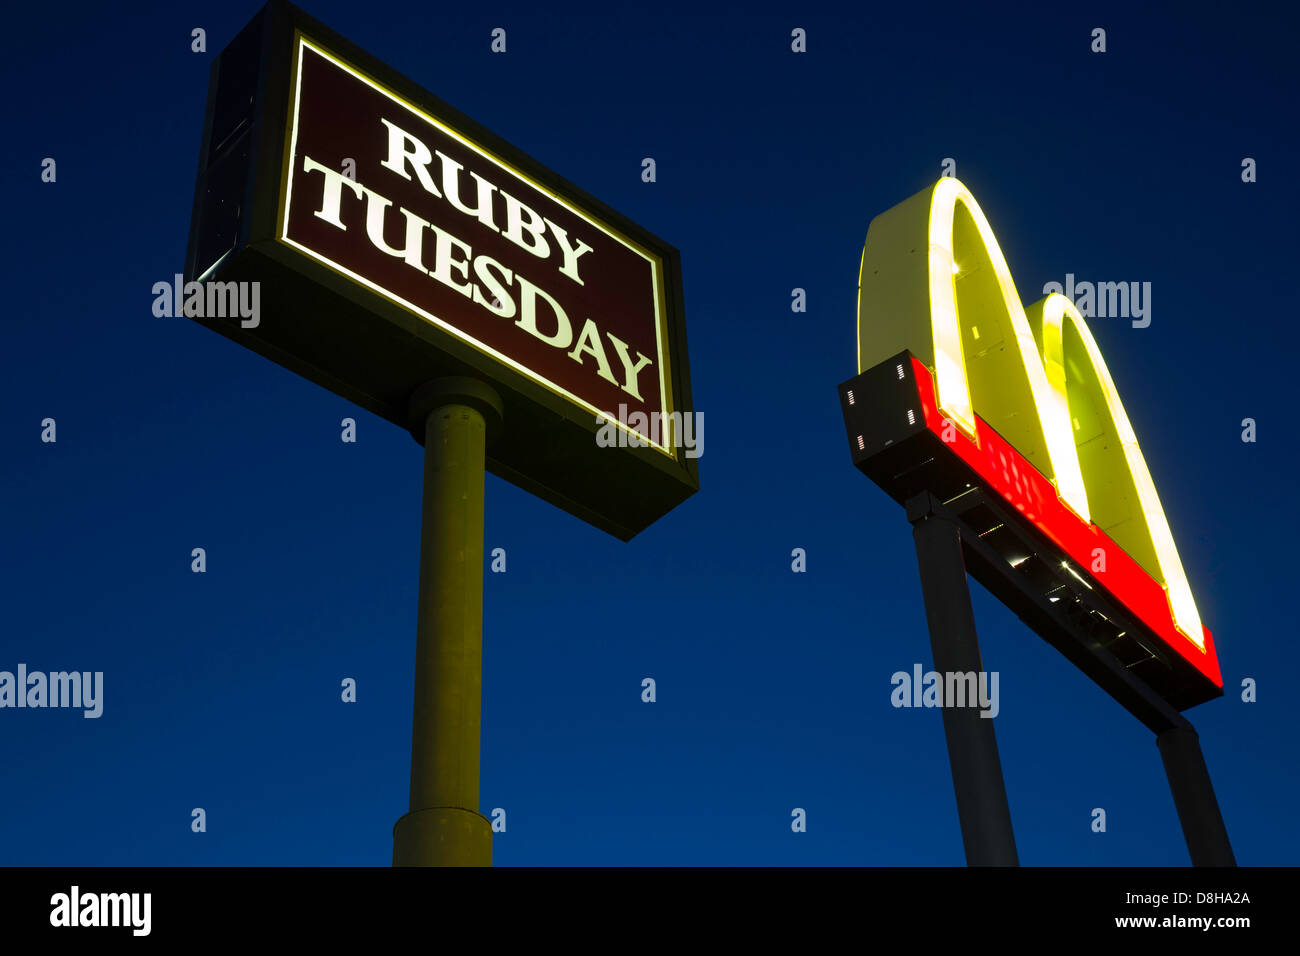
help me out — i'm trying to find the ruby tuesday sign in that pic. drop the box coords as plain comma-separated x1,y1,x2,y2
284,37,669,448
184,5,695,539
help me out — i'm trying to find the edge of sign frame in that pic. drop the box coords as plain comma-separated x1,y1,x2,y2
183,0,698,542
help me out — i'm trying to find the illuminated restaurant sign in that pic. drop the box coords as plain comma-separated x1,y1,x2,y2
185,2,696,540
847,177,1220,705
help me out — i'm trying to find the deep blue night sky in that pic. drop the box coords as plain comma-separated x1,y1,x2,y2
2,1,1295,866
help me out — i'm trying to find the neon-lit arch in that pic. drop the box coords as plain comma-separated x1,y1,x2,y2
1029,293,1203,649
857,177,1204,651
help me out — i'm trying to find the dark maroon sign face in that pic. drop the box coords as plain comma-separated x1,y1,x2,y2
280,36,672,450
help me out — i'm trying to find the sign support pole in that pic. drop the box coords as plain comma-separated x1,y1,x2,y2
393,378,503,867
907,492,1019,866
1157,727,1236,866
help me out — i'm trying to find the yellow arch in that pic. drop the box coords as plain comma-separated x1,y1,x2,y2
1029,293,1203,649
857,177,1203,649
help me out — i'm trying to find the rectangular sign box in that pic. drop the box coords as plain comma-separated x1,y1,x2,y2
839,351,1222,711
184,0,697,540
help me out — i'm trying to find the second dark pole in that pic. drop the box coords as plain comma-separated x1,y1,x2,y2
908,494,1019,867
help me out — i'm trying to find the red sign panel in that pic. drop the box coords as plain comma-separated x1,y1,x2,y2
908,355,1222,690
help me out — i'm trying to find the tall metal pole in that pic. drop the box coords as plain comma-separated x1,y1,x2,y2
393,378,503,867
907,493,1019,866
1157,726,1236,866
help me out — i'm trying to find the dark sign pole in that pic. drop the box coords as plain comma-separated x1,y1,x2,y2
907,493,1019,866
1157,727,1237,866
392,379,503,867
